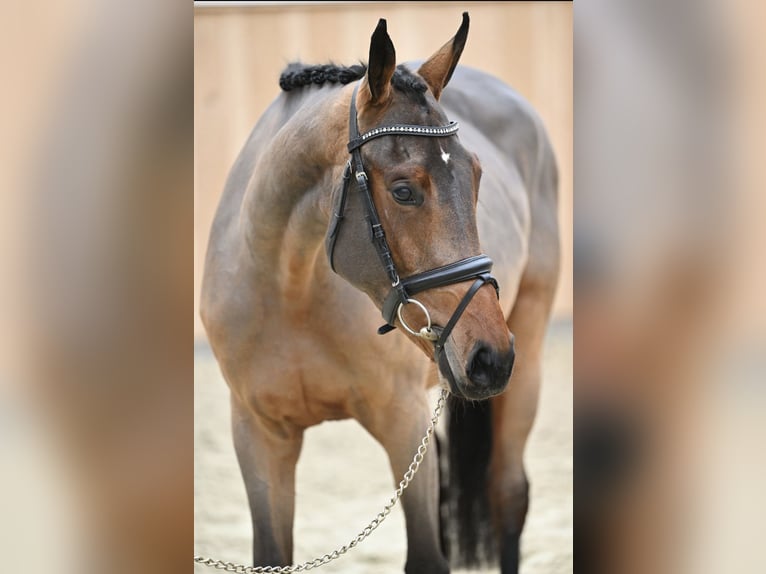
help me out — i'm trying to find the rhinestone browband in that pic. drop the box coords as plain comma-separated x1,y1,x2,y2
347,121,459,152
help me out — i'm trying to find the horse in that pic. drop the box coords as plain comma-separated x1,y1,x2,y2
200,13,559,574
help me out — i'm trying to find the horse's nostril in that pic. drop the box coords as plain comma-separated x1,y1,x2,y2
475,348,493,369
466,341,514,388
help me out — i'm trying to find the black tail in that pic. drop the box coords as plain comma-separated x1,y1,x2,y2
439,395,497,567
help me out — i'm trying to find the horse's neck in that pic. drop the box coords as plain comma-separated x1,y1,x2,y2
243,88,349,299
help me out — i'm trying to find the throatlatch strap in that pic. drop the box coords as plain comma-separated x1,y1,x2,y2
326,161,352,272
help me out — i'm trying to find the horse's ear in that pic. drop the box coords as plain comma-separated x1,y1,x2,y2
417,12,469,100
362,18,396,106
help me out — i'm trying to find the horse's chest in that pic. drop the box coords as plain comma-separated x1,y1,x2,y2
246,322,424,427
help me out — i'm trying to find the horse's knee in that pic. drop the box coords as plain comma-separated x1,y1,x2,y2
230,398,301,567
490,468,529,528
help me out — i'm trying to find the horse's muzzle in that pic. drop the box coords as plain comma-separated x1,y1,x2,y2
440,334,515,400
466,337,515,390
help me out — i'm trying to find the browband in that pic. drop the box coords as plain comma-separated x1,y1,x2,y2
348,121,459,153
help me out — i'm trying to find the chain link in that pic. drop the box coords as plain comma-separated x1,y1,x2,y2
195,388,448,573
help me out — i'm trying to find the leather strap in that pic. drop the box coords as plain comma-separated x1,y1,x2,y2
380,254,498,326
434,274,494,396
326,161,352,272
348,121,459,152
434,275,492,354
347,85,408,304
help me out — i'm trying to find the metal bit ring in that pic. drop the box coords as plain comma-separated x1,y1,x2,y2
397,298,438,341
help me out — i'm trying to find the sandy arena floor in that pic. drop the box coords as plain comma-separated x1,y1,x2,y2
194,321,572,574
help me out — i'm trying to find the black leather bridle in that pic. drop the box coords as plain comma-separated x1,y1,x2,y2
326,84,499,386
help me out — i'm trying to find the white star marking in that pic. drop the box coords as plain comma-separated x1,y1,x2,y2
440,146,450,165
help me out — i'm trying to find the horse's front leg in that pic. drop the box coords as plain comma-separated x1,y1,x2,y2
231,394,304,567
490,285,553,574
360,391,450,574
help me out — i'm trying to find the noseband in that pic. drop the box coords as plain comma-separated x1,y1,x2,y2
326,84,499,390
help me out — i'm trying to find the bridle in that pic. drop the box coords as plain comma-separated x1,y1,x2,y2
326,84,499,394
326,84,499,390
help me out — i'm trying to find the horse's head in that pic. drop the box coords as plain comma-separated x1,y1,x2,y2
327,14,514,400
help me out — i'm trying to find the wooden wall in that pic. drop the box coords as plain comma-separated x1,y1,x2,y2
194,1,572,337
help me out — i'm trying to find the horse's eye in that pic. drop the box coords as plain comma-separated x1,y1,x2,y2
392,186,416,205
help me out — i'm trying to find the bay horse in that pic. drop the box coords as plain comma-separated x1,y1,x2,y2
200,13,559,574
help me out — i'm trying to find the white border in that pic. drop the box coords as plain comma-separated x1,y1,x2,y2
194,1,405,7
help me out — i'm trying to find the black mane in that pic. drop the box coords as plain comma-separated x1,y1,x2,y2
279,62,428,100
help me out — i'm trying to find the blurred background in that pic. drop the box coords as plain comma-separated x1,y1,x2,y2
575,0,766,572
194,2,572,573
0,1,192,573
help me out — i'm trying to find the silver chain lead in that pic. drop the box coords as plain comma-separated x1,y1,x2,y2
194,388,448,573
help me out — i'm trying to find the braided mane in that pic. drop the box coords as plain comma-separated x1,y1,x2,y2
279,62,428,101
